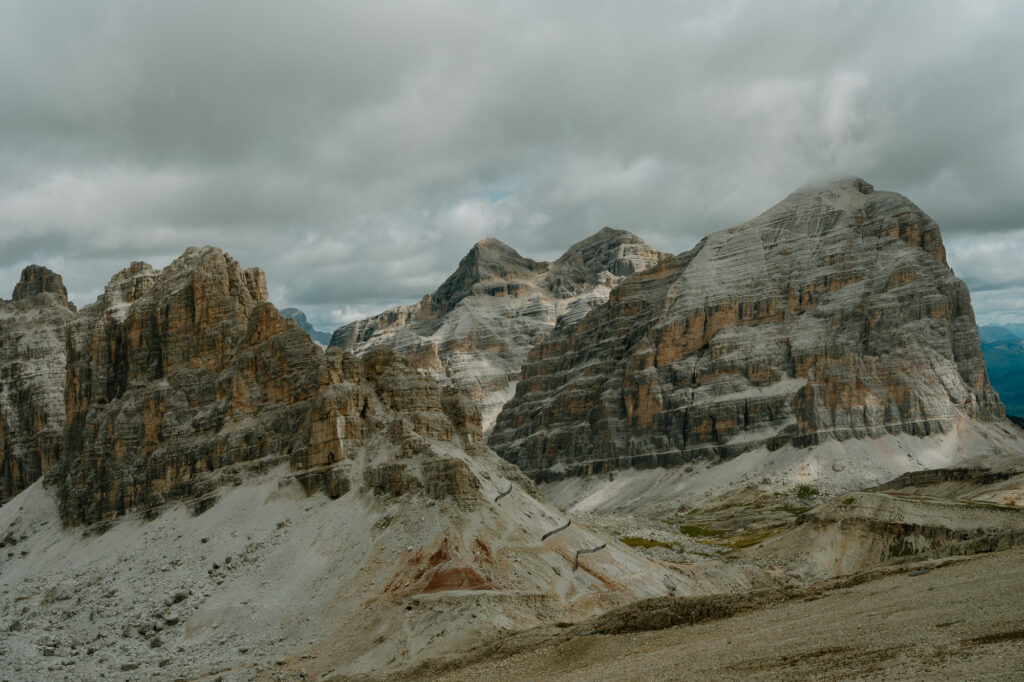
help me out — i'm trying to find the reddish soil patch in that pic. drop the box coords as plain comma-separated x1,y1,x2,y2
422,567,494,593
427,539,453,568
474,538,494,564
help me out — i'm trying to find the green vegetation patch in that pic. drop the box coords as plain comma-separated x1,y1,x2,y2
621,536,675,549
795,485,819,501
679,525,726,539
888,537,918,558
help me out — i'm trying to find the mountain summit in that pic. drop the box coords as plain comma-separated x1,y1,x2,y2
330,228,666,430
0,266,76,502
489,178,1009,493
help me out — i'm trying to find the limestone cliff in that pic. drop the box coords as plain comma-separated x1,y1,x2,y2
489,179,1005,479
0,266,76,503
331,228,666,430
2,246,764,679
48,246,498,525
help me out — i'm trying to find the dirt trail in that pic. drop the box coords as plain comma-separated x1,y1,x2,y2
368,546,1024,681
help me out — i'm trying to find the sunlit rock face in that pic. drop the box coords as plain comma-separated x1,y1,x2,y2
49,246,490,525
489,178,1004,479
4,249,738,681
0,266,76,503
330,228,666,431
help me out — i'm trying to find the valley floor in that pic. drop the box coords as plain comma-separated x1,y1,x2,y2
394,547,1024,681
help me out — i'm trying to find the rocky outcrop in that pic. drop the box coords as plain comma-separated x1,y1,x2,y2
331,228,666,430
47,246,495,525
1,246,770,679
280,307,332,345
490,179,1005,479
757,491,1024,579
0,266,76,503
12,265,69,302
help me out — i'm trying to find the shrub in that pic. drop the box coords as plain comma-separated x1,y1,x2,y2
795,485,819,501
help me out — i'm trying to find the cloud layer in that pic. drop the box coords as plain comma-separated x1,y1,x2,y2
1,1,1021,328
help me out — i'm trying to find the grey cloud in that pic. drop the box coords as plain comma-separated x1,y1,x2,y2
1,0,1022,331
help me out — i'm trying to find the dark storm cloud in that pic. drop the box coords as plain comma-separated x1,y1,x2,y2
1,0,1022,328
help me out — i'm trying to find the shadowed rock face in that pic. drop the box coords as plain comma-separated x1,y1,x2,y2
489,179,1004,478
330,228,666,431
0,266,76,503
12,265,69,303
48,246,491,525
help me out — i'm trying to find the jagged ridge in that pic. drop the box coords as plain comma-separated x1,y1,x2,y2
330,228,666,430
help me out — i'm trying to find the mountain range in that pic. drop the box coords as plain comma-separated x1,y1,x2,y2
330,227,665,430
2,177,1023,679
978,325,1024,417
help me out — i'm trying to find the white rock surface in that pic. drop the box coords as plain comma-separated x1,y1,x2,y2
0,459,768,680
331,228,666,432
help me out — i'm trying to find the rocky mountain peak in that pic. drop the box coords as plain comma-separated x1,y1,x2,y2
331,228,668,431
426,237,546,316
548,226,666,296
490,179,1003,485
12,265,69,304
1,245,722,678
1,267,76,503
727,176,949,268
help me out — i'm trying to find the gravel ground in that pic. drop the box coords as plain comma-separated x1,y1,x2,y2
417,546,1024,681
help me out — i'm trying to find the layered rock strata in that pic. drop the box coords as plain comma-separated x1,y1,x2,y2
331,228,666,430
490,179,1005,478
0,266,76,502
1,246,768,678
49,246,500,525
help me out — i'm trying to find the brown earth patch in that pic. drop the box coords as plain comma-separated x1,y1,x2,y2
422,567,494,593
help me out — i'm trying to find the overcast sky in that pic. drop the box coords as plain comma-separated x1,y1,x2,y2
1,1,1022,329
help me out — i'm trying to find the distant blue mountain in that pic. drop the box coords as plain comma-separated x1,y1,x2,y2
979,325,1022,343
280,307,333,346
979,325,1024,418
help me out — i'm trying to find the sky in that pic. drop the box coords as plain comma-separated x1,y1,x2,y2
1,1,1022,330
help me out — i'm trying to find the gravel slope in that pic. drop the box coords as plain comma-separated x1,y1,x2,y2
414,547,1024,681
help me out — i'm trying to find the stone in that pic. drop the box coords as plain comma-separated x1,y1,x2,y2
331,228,666,430
40,247,505,525
489,179,1005,479
0,243,779,679
0,266,76,503
12,265,69,302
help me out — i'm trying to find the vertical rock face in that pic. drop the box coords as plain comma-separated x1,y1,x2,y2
0,266,76,503
12,265,69,302
47,246,493,525
489,179,1005,478
330,228,666,431
4,248,744,679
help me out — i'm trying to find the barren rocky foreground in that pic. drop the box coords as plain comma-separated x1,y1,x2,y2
378,547,1024,681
